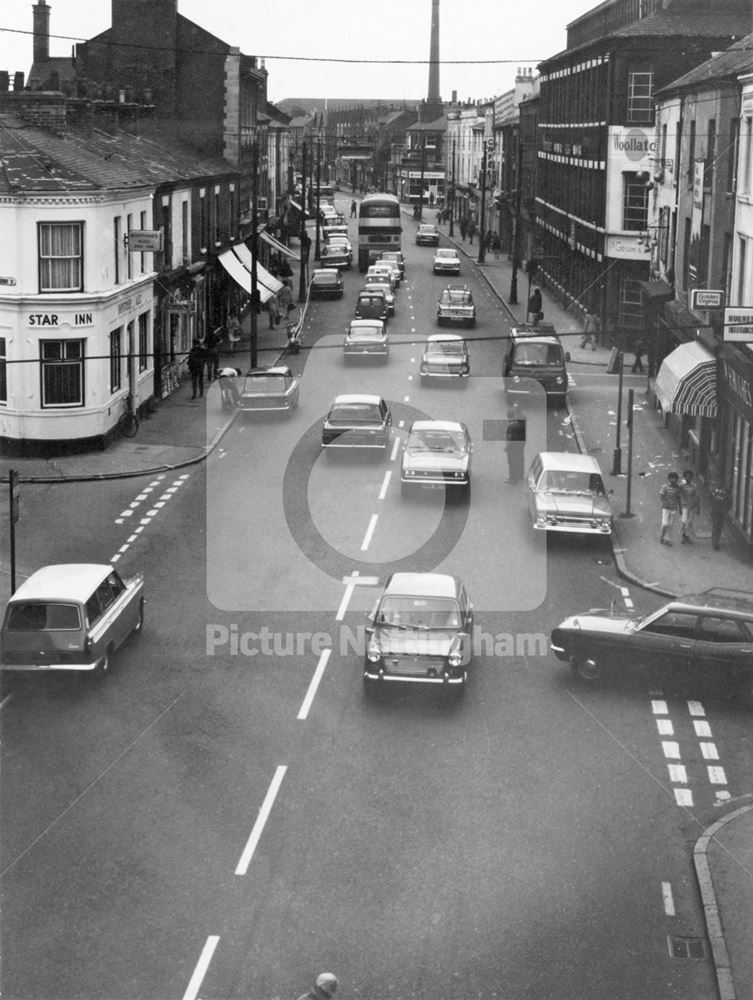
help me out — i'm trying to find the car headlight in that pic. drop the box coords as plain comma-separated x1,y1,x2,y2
448,638,464,668
367,641,382,663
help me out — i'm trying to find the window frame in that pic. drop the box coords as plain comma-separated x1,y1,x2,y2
38,221,84,293
40,338,85,408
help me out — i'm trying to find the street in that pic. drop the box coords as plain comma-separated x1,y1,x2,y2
1,217,748,1000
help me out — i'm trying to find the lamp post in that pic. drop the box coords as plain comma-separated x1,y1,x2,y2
418,134,426,221
478,140,492,265
314,125,322,263
508,130,523,305
611,351,625,476
250,131,259,369
449,137,456,237
298,138,308,303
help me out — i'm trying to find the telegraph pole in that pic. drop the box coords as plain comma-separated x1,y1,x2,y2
250,134,259,369
449,138,455,237
508,131,523,305
478,140,492,265
298,139,308,303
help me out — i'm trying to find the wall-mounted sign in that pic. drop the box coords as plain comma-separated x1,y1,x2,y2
723,307,753,342
27,311,94,327
691,289,724,310
606,235,646,260
127,230,162,253
0,276,17,286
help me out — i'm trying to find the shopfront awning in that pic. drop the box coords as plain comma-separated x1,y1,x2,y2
260,230,299,260
217,247,283,304
654,341,717,418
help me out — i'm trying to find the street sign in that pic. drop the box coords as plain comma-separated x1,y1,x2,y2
0,276,17,286
723,307,753,342
126,230,162,253
691,289,724,310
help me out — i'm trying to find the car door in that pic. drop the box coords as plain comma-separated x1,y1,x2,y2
693,614,753,694
631,610,698,683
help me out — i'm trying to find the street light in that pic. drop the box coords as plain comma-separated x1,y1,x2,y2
250,130,259,369
298,138,308,303
449,137,456,237
478,139,493,265
314,119,322,263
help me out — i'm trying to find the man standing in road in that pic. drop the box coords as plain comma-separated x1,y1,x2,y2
297,972,338,1000
350,199,357,217
679,469,700,544
504,406,526,483
659,471,682,546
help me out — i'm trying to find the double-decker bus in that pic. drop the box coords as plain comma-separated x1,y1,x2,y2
358,193,402,271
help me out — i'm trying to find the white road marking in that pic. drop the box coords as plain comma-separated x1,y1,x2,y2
674,788,693,806
661,881,676,916
0,693,14,709
661,741,681,760
297,649,331,720
235,765,287,876
716,790,731,801
379,471,392,500
182,935,220,1000
390,436,401,462
699,742,719,760
361,514,378,551
403,395,410,402
651,700,668,714
656,719,674,735
667,763,687,783
707,766,727,785
687,701,705,716
398,419,405,428
693,720,712,737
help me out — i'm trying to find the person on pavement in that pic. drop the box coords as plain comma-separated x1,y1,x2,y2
204,326,222,381
709,482,730,551
659,471,683,546
580,309,600,349
217,367,241,409
297,971,338,1000
187,339,206,399
679,469,700,544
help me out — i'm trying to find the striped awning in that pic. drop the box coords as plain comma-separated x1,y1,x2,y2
217,246,282,304
654,341,717,418
260,230,299,260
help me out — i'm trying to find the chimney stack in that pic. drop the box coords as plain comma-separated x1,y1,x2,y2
33,0,51,65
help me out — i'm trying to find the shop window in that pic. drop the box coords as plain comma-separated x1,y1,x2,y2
38,222,84,292
40,339,84,407
618,278,644,330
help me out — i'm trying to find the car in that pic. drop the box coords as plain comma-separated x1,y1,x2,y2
321,242,352,269
239,365,299,413
374,258,401,286
437,284,476,327
366,264,397,290
363,572,474,697
503,324,570,405
355,288,389,323
343,319,389,360
416,223,440,246
401,420,472,498
433,248,461,274
550,587,753,704
322,393,392,450
309,268,344,299
362,275,395,314
326,233,353,254
322,223,349,244
526,452,612,535
0,563,144,675
420,333,470,379
379,250,405,279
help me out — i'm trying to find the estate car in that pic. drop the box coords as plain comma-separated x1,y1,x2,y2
527,452,612,535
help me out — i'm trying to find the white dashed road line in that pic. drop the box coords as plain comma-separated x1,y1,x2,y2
360,514,378,551
297,649,331,721
235,765,287,876
112,473,189,562
661,881,676,916
182,934,220,1000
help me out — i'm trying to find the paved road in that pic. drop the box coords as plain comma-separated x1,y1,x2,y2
2,214,746,1000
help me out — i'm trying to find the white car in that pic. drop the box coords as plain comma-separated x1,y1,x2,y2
433,248,461,275
366,264,397,290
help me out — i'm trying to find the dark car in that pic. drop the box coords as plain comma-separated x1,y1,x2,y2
416,223,440,246
321,242,352,270
364,572,474,698
437,285,476,327
239,366,299,413
309,268,344,299
550,587,753,705
503,324,569,405
401,420,472,498
322,393,392,450
420,333,470,379
355,288,389,324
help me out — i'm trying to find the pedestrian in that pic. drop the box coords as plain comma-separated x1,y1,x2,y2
297,972,338,1000
580,309,600,350
491,233,501,259
217,366,241,409
226,313,242,352
709,482,729,551
278,279,293,315
350,199,357,217
484,229,493,252
528,286,543,324
679,469,700,544
659,471,682,546
267,292,280,329
187,338,205,399
459,218,467,241
204,325,222,381
631,337,647,373
504,406,526,483
468,220,476,245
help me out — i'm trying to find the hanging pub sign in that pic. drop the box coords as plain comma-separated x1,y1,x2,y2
691,289,724,311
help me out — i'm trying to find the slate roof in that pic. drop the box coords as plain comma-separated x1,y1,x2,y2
656,32,753,94
0,113,235,195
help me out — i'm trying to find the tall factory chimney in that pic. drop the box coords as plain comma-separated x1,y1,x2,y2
426,0,442,119
33,0,51,65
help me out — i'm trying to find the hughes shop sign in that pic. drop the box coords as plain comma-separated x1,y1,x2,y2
723,308,753,342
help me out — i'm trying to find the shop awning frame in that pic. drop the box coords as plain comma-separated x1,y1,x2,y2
260,230,299,260
217,246,283,304
653,341,717,418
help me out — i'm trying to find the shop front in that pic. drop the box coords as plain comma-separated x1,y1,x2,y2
718,344,753,557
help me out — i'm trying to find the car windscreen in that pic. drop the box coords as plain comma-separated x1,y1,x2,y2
511,342,564,366
539,470,606,494
435,250,457,258
376,596,461,630
244,375,286,393
407,429,467,453
6,602,82,630
328,404,382,424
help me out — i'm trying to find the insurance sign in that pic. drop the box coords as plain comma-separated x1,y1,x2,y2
723,307,753,342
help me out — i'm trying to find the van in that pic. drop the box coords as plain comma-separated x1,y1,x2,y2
355,288,389,323
0,563,145,675
503,323,570,405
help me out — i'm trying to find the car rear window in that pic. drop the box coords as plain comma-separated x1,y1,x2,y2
349,327,382,340
244,374,286,393
6,602,81,630
427,340,465,356
329,404,382,423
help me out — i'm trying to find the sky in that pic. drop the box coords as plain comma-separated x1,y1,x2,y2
2,0,594,104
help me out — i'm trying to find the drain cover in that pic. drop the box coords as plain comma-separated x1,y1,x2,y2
668,936,708,960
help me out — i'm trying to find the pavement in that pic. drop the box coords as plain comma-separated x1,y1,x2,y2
1,201,751,1000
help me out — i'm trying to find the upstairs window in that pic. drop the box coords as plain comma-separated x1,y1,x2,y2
38,222,84,292
627,69,654,124
622,173,649,231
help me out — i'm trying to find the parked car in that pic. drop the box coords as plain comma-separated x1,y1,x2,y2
526,452,612,535
433,248,461,275
309,268,344,299
503,324,569,405
362,274,395,313
401,420,472,498
1,563,144,675
437,284,476,327
355,288,389,323
420,333,470,379
239,365,299,413
379,250,405,279
321,242,351,269
550,587,753,704
363,572,474,697
343,319,389,360
416,223,440,246
322,393,392,450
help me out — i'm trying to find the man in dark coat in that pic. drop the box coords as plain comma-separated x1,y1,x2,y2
187,339,206,399
504,406,526,482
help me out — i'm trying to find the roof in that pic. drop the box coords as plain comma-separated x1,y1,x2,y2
331,393,383,405
656,33,753,96
678,588,753,616
410,420,467,433
536,452,604,473
427,333,464,342
384,573,461,599
246,366,292,376
349,319,385,329
10,564,112,604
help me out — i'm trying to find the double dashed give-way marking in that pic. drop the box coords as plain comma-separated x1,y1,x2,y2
112,473,190,563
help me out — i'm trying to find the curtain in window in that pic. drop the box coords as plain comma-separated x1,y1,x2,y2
39,223,82,291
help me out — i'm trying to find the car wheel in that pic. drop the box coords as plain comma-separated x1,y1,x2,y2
132,598,144,635
571,655,601,683
363,674,382,700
